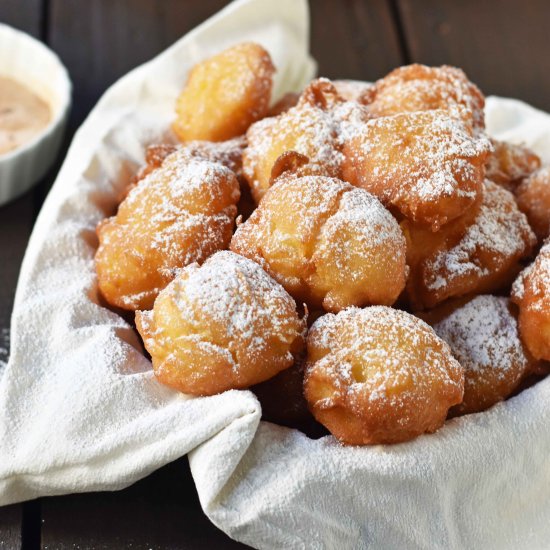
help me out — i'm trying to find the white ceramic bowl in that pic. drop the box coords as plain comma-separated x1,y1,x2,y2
0,23,71,206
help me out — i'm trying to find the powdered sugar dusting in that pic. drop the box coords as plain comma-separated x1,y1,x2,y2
307,307,463,411
166,251,302,358
244,97,344,193
350,110,489,199
135,136,246,185
96,150,240,309
343,109,491,229
512,239,550,312
318,187,403,252
312,186,407,293
181,136,246,177
511,264,531,301
243,78,372,200
432,296,529,377
231,175,348,291
332,79,374,102
270,175,346,240
366,64,485,130
232,175,406,309
426,180,535,291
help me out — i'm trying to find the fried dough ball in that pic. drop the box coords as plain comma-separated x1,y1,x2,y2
127,136,246,198
403,179,536,309
173,42,275,142
95,152,240,311
342,109,492,231
515,166,550,241
512,240,550,361
231,175,407,312
173,136,251,221
243,78,371,203
118,144,180,203
135,251,305,396
485,139,540,191
361,64,485,131
304,307,464,445
421,295,539,416
175,136,246,177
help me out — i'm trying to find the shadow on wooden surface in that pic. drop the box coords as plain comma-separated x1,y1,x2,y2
41,459,247,550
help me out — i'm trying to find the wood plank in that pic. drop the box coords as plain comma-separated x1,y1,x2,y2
396,0,550,111
0,197,34,345
0,505,22,549
0,3,46,548
0,0,42,37
49,0,229,126
0,182,38,550
311,0,404,80
41,458,246,549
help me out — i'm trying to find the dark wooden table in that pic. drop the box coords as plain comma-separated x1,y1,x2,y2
1,1,549,548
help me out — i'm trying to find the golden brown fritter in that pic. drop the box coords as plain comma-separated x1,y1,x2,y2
485,138,540,191
421,295,539,416
361,64,485,131
342,109,491,231
173,42,274,142
512,240,550,361
403,180,535,309
126,136,246,199
231,175,407,312
95,151,240,310
243,78,372,203
304,307,464,445
136,251,305,396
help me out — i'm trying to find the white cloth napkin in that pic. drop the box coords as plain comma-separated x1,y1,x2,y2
1,0,550,547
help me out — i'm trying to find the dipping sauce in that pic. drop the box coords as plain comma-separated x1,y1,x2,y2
0,76,51,155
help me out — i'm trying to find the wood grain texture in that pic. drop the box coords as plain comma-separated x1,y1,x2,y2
0,0,42,36
0,197,34,345
396,0,550,111
41,459,247,549
0,505,22,549
311,0,404,80
49,0,230,126
0,197,36,550
0,4,45,549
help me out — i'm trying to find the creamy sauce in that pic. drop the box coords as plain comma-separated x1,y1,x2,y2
0,76,51,155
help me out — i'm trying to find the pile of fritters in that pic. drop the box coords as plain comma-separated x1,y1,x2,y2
95,43,550,445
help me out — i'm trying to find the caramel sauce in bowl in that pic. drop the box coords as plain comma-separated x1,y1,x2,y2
0,76,51,155
0,24,71,205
